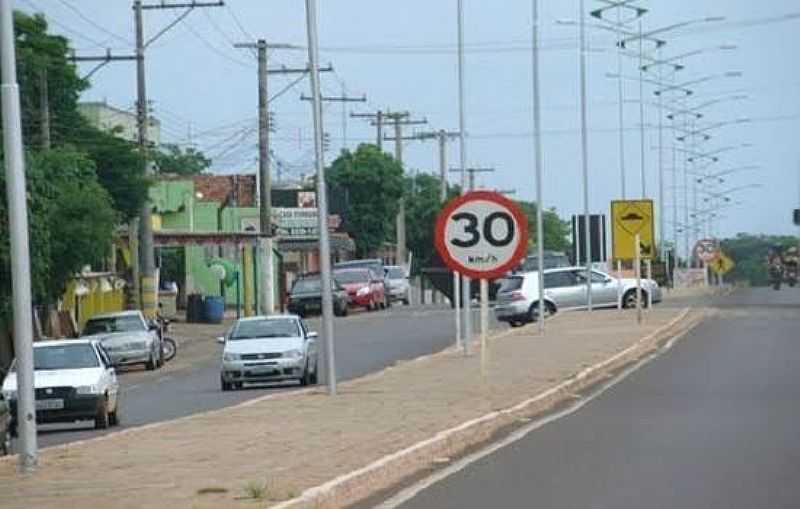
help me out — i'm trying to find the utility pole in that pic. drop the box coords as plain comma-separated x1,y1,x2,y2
351,110,385,150
300,92,367,153
449,167,495,190
383,111,427,266
1,0,37,473
235,40,299,315
387,129,459,201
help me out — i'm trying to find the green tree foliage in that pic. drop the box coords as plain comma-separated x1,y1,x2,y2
404,172,460,272
154,144,211,176
3,11,149,220
0,149,117,316
720,233,798,286
327,144,404,257
515,200,571,253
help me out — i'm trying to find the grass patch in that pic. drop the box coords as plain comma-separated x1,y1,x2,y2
242,480,269,500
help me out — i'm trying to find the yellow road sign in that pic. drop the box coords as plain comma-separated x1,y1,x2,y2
611,199,655,261
710,253,735,275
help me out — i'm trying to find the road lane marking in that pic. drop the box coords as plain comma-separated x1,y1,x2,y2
372,312,699,509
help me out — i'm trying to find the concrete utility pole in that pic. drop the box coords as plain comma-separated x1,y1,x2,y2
383,111,427,265
351,110,385,150
532,0,546,334
578,0,593,312
386,129,459,202
457,0,471,356
303,0,337,396
235,40,299,315
300,92,367,154
1,0,38,473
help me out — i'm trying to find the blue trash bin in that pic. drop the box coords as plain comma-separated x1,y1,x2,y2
203,296,225,324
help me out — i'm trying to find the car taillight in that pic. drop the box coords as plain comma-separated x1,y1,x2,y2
510,291,525,301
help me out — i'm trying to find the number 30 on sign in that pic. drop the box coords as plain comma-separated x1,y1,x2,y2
434,191,529,280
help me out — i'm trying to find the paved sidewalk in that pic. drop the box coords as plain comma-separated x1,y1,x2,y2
0,307,691,508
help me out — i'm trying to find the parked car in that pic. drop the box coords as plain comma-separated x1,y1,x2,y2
0,391,10,455
81,310,163,370
516,251,571,272
218,315,319,390
334,268,387,311
494,267,661,327
1,339,121,431
287,275,349,318
334,259,391,308
384,265,410,305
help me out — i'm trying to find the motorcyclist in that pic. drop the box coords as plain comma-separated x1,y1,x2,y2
767,246,784,290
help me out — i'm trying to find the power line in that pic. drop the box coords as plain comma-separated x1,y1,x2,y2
179,16,252,68
57,0,133,46
20,0,110,49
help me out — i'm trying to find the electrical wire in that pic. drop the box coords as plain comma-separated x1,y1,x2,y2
57,0,133,47
179,16,252,69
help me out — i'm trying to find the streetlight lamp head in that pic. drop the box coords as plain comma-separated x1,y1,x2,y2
719,44,737,50
724,71,743,78
705,16,726,22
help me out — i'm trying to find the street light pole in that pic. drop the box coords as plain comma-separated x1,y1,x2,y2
1,0,38,473
579,0,593,311
457,0,472,356
532,0,545,332
303,0,336,395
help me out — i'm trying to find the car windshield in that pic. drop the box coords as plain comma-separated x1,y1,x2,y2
31,344,99,371
334,270,370,283
292,278,320,293
229,318,300,340
386,267,405,279
336,260,382,274
83,315,145,335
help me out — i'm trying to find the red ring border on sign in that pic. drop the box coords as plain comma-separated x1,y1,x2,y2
434,190,529,280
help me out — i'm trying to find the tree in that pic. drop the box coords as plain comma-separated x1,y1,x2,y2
720,233,798,286
515,200,571,253
404,173,459,272
154,144,211,176
327,144,404,257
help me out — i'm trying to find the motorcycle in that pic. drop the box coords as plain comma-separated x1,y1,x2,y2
155,308,177,362
768,260,784,291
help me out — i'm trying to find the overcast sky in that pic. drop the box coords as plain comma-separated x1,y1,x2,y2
17,0,800,245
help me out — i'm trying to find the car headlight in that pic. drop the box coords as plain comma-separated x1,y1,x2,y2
76,385,102,395
223,352,241,362
357,286,370,296
283,349,303,359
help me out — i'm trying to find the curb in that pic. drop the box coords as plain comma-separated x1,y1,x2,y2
271,307,702,509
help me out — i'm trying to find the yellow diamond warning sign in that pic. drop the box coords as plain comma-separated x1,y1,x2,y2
710,253,735,275
611,199,655,261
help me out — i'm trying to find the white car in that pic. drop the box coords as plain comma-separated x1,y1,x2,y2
218,315,319,390
385,265,411,305
495,267,662,326
81,310,162,370
1,339,121,431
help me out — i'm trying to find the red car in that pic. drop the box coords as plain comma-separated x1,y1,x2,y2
334,268,386,311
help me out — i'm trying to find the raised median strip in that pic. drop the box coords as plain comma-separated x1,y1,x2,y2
0,306,702,508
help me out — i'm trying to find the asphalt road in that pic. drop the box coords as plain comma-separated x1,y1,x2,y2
32,305,498,449
389,287,800,509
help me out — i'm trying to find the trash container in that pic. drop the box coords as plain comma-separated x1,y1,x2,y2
186,294,205,323
203,296,225,324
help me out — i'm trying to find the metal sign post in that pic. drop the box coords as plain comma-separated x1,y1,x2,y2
434,191,529,363
635,233,643,325
480,278,489,378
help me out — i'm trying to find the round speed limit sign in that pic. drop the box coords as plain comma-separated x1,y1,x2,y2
434,191,528,279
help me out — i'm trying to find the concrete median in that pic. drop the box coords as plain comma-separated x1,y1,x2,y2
0,306,702,508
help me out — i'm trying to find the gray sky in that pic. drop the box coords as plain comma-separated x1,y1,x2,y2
18,0,800,243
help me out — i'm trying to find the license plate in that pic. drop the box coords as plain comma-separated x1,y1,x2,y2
36,399,64,410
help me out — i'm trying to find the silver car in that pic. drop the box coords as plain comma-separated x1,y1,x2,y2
81,311,162,370
385,265,410,305
218,315,319,390
495,267,661,326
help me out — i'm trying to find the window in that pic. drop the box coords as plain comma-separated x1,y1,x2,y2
229,318,301,340
31,344,100,371
386,267,406,279
292,278,321,293
333,270,371,284
544,272,577,289
83,315,146,335
591,272,609,283
96,345,112,368
498,277,524,293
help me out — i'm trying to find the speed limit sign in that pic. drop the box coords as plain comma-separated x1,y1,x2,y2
434,191,528,279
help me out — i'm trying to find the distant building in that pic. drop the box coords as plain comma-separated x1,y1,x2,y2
78,100,161,145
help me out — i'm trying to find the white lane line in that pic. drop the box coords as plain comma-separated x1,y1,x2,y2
373,319,693,509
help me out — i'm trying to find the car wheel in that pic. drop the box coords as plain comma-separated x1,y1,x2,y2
220,376,233,391
385,296,392,308
509,320,524,328
402,298,410,306
310,359,319,385
94,397,110,430
145,352,157,371
0,430,9,456
300,361,310,386
527,302,555,323
234,382,244,389
109,404,120,427
623,289,649,309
